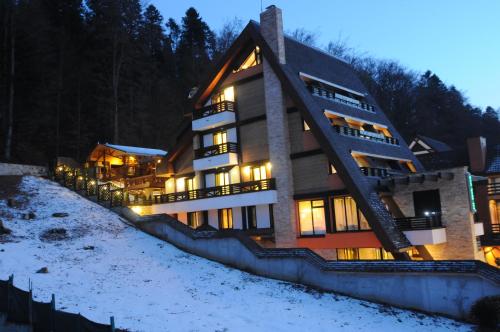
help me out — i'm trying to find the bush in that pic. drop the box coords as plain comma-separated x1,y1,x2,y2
470,296,500,329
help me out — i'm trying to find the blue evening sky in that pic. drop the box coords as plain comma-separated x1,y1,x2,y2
150,0,500,111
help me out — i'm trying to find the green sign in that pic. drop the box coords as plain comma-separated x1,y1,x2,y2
466,172,477,213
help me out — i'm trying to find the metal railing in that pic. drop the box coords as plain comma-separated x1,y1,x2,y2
333,125,399,145
491,224,500,233
307,85,375,112
488,183,500,195
360,167,389,178
193,101,235,120
194,142,239,159
155,178,276,204
395,214,443,231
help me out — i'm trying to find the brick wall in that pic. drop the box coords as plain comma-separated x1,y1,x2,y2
391,167,484,260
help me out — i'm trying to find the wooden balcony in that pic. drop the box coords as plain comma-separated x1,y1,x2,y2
154,179,276,204
194,142,239,159
125,174,166,189
334,125,399,145
395,214,443,231
308,85,375,112
193,101,235,120
488,183,500,196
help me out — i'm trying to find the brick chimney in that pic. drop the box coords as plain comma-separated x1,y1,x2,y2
260,5,286,64
467,136,487,172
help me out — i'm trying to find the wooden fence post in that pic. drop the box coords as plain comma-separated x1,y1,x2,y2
28,279,33,330
51,294,55,332
110,316,115,332
6,275,13,320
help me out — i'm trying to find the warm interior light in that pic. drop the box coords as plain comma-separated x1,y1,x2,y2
223,86,234,102
266,162,272,170
243,166,251,176
131,206,142,215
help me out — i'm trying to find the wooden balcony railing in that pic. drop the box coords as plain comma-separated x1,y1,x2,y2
488,183,500,195
154,178,276,204
193,101,235,120
334,125,399,145
194,142,239,159
125,174,166,188
491,224,500,234
307,85,375,112
395,214,443,231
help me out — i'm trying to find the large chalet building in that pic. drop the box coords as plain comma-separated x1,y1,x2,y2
117,6,483,262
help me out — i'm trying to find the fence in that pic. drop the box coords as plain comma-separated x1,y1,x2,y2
0,275,121,331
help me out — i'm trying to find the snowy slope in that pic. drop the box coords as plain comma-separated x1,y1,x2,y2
0,176,471,332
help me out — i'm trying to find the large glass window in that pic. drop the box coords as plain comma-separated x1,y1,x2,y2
333,196,370,231
298,200,326,236
246,206,257,229
211,86,235,104
234,47,262,72
213,131,227,146
337,248,393,260
187,211,203,229
219,208,233,229
252,165,267,181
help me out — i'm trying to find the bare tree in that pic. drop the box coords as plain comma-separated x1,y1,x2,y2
4,0,15,161
288,28,317,46
215,17,243,56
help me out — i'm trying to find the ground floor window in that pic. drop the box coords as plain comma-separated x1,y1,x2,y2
298,200,326,236
333,196,370,231
218,208,233,229
490,200,500,226
337,248,393,260
244,206,257,229
187,211,203,229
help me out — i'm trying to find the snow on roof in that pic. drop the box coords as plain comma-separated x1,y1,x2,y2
104,143,167,157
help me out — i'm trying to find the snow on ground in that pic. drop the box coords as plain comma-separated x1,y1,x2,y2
0,176,471,332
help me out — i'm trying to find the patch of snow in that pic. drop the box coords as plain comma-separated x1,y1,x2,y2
0,176,472,332
104,143,167,157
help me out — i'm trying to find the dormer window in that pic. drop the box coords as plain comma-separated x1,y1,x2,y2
234,47,262,73
211,86,234,104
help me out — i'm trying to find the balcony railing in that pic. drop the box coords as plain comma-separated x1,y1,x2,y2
488,183,500,195
395,214,443,231
307,85,375,112
334,125,399,145
193,101,235,120
154,178,276,204
125,174,165,188
491,224,500,234
194,142,239,159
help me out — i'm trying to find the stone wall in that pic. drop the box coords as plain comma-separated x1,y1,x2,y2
117,207,500,320
0,163,47,176
391,167,484,260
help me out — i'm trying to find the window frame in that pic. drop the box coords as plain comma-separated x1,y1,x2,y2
332,196,370,232
298,199,327,237
218,208,233,230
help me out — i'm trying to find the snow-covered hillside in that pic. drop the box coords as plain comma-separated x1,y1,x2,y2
0,176,471,332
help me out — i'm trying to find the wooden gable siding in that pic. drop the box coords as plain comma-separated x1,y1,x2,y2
239,120,269,163
236,77,266,121
292,154,345,195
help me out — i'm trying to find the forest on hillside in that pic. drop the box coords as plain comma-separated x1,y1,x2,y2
1,1,499,165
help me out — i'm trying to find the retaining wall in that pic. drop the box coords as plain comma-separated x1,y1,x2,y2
0,163,47,176
117,207,500,320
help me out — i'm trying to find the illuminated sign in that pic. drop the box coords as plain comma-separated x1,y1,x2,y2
466,172,477,213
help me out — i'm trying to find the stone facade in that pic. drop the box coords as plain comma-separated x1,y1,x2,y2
391,167,484,260
261,7,297,247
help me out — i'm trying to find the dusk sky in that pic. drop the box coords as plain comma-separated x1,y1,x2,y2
150,0,500,111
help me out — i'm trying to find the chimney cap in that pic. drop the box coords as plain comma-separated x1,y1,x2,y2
265,5,277,10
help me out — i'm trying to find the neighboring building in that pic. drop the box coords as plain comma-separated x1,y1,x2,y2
128,6,483,261
408,135,452,155
410,136,500,265
86,143,168,204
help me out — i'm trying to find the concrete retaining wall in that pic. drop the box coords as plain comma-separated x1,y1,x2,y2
117,207,500,321
0,163,47,176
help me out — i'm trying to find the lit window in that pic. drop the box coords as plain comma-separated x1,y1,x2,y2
303,120,310,131
336,248,393,260
329,163,337,174
213,131,227,145
252,165,267,181
333,196,370,231
234,47,262,72
211,86,234,104
215,172,230,186
298,200,326,236
219,208,233,229
187,211,203,229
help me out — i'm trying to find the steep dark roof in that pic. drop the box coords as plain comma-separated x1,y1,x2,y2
417,149,469,171
188,20,422,255
415,135,452,152
485,144,500,174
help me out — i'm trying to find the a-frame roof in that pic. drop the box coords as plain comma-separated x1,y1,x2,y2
189,21,425,256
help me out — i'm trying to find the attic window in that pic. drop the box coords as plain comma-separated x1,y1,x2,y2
234,47,262,73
